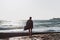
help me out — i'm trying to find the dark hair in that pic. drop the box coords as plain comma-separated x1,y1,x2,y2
30,17,32,19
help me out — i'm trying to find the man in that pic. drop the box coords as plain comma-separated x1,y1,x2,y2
24,17,33,37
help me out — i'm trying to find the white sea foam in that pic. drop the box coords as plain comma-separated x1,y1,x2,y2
0,20,60,33
0,27,60,33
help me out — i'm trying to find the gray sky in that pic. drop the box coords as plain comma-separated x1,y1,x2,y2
0,0,60,21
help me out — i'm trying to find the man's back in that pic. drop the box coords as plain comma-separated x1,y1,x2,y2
26,20,33,29
24,17,33,37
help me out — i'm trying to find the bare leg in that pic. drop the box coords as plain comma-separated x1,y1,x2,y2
29,29,32,38
29,29,31,37
31,28,32,36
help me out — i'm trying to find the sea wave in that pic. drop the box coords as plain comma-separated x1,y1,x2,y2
0,20,60,33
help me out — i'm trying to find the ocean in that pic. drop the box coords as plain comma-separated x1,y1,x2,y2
0,20,60,33
0,20,60,40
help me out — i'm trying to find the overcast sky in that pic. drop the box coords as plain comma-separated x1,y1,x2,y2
0,0,60,21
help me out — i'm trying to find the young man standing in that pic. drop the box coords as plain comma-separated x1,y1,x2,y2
24,17,33,37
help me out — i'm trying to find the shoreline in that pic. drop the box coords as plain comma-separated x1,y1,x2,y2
0,32,60,39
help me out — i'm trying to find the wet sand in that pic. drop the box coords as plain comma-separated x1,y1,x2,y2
9,33,60,40
0,32,60,40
